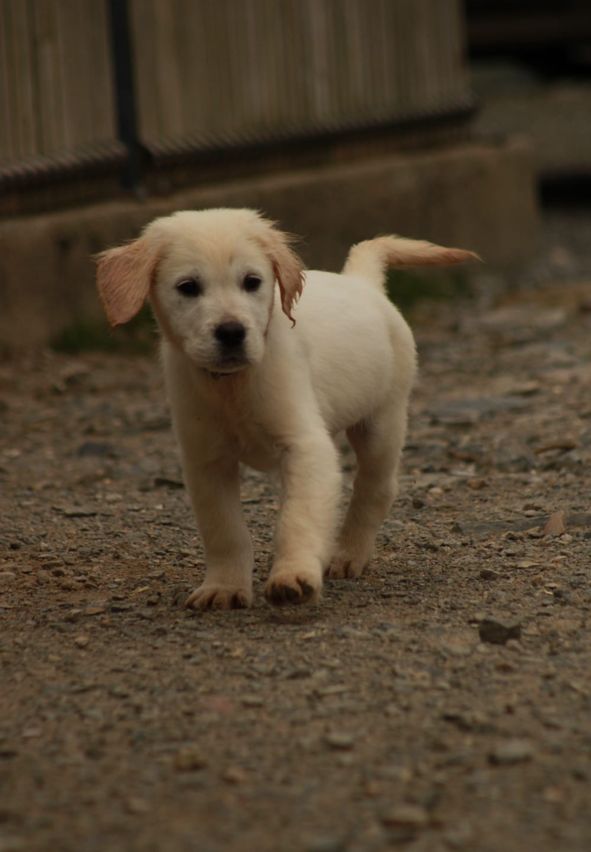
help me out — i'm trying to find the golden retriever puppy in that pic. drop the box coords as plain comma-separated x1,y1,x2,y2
96,209,476,609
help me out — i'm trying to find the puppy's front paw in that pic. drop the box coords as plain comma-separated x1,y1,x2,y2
325,551,369,580
185,584,252,611
264,569,321,607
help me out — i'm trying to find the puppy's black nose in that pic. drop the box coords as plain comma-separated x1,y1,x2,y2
214,321,246,347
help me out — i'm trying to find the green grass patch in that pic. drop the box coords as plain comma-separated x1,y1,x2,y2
52,306,156,354
386,268,472,315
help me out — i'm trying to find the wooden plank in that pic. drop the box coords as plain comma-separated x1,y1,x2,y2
2,0,37,158
0,3,11,159
83,0,116,143
32,0,67,154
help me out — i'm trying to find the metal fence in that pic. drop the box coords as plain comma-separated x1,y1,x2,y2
0,0,472,198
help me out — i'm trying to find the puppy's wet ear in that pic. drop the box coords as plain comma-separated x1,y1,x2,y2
255,220,305,324
95,238,159,327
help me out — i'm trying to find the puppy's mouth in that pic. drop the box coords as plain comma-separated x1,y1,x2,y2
206,355,251,377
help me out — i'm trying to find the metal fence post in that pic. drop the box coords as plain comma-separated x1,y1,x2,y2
107,0,147,194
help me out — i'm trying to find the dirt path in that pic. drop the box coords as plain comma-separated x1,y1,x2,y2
1,283,590,852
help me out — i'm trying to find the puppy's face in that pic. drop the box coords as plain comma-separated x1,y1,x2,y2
96,209,304,374
152,217,276,373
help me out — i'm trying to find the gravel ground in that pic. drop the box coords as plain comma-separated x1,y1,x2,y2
1,270,591,852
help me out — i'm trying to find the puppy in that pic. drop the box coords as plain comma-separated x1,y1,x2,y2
96,209,477,609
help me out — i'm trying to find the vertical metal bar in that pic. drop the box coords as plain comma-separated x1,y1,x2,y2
107,0,145,192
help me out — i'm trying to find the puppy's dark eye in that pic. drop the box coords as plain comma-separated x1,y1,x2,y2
243,274,262,293
176,278,201,297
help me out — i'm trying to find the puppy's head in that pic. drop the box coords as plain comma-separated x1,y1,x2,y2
96,209,304,374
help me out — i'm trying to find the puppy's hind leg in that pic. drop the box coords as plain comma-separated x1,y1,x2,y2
327,404,407,580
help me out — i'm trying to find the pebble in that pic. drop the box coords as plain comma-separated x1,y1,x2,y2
324,732,355,751
21,727,42,739
241,694,264,707
478,618,522,645
479,568,501,580
125,796,149,814
489,739,535,765
110,602,133,612
443,823,474,849
84,605,107,616
222,766,247,784
303,835,348,852
543,510,567,537
380,804,429,829
74,635,90,648
55,505,98,518
0,571,16,583
174,746,208,772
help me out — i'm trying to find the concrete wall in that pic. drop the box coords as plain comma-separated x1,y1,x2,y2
0,137,538,352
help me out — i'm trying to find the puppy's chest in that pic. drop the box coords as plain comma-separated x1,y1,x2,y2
214,402,281,471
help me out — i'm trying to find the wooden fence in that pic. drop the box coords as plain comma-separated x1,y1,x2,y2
0,0,115,162
1,0,470,180
130,0,469,153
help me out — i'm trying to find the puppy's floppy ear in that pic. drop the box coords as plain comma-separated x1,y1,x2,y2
95,238,159,327
254,219,305,324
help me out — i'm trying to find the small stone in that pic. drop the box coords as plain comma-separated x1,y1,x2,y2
110,602,133,612
74,635,90,648
325,732,355,751
489,739,534,765
241,694,264,707
304,834,348,852
0,571,16,583
543,511,566,537
55,505,98,518
222,766,247,784
50,566,66,577
478,618,521,645
479,568,501,580
508,381,540,396
443,822,473,849
84,605,107,616
174,746,208,771
59,579,82,591
77,441,117,458
109,686,129,698
22,727,42,739
542,786,564,803
535,438,577,454
125,796,149,814
380,804,429,829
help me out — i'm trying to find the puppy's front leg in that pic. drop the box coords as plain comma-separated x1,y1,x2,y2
265,431,341,606
183,459,254,611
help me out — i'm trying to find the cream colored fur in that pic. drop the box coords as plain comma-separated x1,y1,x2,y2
96,208,478,609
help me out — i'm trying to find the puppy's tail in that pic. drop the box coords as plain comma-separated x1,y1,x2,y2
342,235,480,289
